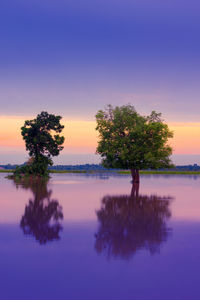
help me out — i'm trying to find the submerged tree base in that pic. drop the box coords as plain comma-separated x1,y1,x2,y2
12,158,51,178
6,173,50,181
131,169,140,183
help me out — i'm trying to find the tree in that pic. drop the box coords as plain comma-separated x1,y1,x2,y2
96,105,173,182
16,111,65,176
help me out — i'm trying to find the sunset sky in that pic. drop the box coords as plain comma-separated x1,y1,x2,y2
0,0,200,164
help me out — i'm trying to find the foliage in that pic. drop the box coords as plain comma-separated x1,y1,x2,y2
14,156,51,177
14,111,65,177
96,104,173,176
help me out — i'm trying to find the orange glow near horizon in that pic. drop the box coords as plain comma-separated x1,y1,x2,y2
169,122,200,154
0,117,200,155
0,117,98,153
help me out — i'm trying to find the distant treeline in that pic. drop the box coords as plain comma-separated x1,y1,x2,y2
1,163,200,171
49,164,111,170
0,163,111,171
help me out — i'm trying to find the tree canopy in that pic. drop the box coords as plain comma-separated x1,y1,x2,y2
96,105,173,181
15,111,65,176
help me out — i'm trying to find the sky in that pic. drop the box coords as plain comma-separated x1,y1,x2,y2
0,0,200,164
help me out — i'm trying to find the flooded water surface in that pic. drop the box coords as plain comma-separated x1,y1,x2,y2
0,173,200,299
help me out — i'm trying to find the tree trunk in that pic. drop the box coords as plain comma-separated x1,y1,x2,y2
130,169,140,183
130,182,139,199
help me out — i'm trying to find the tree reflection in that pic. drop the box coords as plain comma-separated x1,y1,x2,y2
13,177,63,244
95,183,172,260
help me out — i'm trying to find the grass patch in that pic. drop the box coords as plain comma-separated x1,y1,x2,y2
118,170,200,175
0,169,14,173
2,169,200,175
49,170,87,173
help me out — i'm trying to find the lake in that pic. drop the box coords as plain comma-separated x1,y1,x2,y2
0,172,200,300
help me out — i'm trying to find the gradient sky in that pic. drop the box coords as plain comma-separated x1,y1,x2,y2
0,0,200,164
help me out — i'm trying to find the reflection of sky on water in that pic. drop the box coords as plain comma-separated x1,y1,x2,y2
1,173,200,222
0,221,199,299
0,173,200,299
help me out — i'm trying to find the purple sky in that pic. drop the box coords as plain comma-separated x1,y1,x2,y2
0,0,200,164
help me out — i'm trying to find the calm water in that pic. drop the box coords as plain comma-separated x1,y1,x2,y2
0,173,200,300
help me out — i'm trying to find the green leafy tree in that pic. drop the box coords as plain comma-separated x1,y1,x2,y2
15,111,65,176
96,105,173,182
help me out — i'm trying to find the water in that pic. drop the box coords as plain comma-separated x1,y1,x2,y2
0,173,200,299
